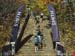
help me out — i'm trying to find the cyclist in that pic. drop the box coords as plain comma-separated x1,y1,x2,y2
34,30,43,52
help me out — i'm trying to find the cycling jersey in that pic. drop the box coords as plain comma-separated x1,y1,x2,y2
34,35,41,44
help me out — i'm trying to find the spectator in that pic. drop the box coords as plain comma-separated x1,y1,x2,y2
40,13,44,22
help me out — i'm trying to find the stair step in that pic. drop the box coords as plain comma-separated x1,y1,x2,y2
15,17,55,56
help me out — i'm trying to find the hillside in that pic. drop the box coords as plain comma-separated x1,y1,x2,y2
0,0,75,55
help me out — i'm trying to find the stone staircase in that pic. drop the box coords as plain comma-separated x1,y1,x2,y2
15,16,56,56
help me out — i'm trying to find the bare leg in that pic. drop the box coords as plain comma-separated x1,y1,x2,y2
35,46,38,52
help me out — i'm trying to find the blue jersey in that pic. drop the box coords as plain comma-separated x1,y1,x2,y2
34,35,41,44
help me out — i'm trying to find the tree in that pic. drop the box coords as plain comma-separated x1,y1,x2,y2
0,0,25,49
